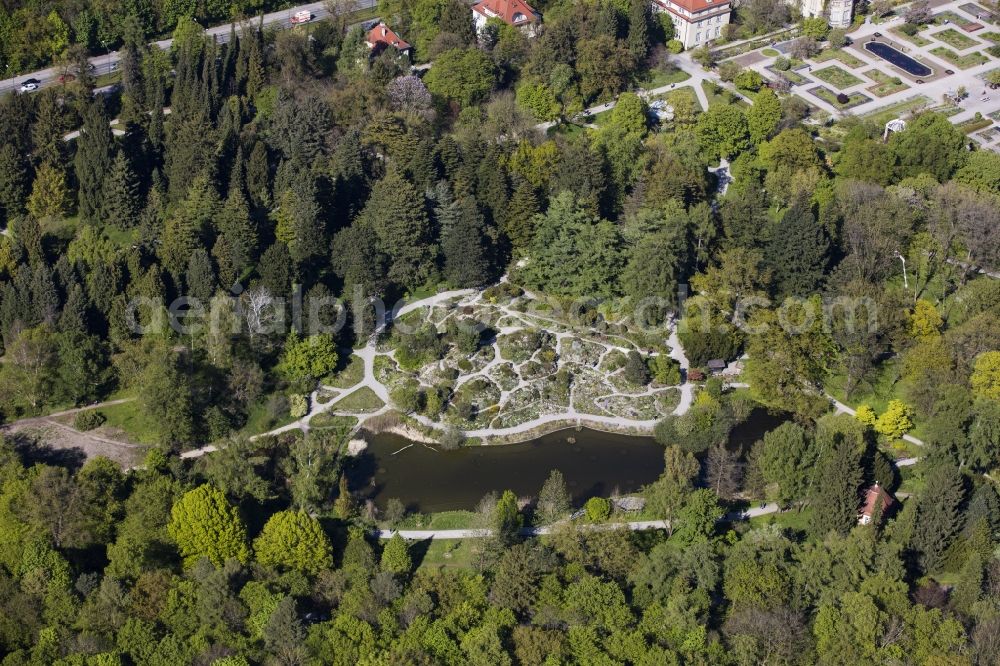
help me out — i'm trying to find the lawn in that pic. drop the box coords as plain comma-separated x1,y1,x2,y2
860,95,932,124
890,27,933,47
701,80,748,107
99,398,160,445
930,46,989,68
331,386,385,413
749,506,814,532
762,48,779,57
808,85,871,109
825,359,901,415
240,394,298,437
812,65,864,89
640,66,692,89
864,68,910,96
812,48,865,67
307,412,357,435
414,539,478,571
933,27,981,49
981,31,1000,42
392,510,482,530
324,355,365,389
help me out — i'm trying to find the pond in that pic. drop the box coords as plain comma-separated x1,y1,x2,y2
349,409,787,513
351,428,665,514
864,41,933,77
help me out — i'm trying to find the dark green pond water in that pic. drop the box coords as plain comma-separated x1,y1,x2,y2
349,409,786,513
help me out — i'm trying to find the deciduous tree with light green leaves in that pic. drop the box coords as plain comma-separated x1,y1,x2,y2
167,485,250,567
279,330,339,384
875,399,914,439
971,350,1000,401
254,510,333,576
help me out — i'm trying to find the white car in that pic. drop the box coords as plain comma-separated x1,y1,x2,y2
19,79,39,92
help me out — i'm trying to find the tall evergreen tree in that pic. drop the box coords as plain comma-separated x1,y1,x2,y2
502,179,540,254
442,198,490,288
186,249,217,301
0,143,29,225
26,164,71,221
910,463,966,573
74,104,115,224
359,170,436,289
765,196,829,298
103,151,141,229
808,426,863,538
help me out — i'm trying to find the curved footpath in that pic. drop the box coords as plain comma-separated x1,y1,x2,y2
242,286,696,445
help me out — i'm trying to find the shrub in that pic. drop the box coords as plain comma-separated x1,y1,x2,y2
289,394,309,418
899,22,919,35
773,56,791,71
624,351,651,386
74,410,106,431
666,39,684,54
439,425,465,450
836,92,850,104
584,496,612,522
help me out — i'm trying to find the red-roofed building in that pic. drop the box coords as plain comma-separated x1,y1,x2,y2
652,0,731,49
858,482,895,525
366,22,412,58
472,0,541,37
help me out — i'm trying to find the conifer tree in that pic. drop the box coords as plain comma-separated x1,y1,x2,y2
765,195,829,297
26,164,71,221
0,144,28,226
186,249,217,301
808,426,863,538
103,152,141,229
359,170,436,289
502,179,540,254
247,141,271,207
442,197,490,287
160,174,218,278
74,104,115,224
910,463,966,573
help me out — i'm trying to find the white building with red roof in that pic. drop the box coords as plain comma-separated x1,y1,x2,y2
858,482,895,526
472,0,541,37
653,0,731,49
366,22,412,58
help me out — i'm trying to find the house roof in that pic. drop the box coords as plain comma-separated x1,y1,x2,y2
366,22,410,51
707,359,726,369
472,0,539,26
860,483,894,517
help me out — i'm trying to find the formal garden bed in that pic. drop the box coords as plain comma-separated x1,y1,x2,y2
812,65,865,89
934,10,975,27
766,65,807,85
929,46,989,68
812,48,865,68
890,26,933,46
860,95,932,124
808,85,871,109
864,68,910,96
932,27,981,49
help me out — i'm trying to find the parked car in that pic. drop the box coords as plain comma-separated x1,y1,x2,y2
290,10,312,24
19,78,39,92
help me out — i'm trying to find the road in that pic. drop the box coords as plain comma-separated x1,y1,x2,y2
0,0,377,95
